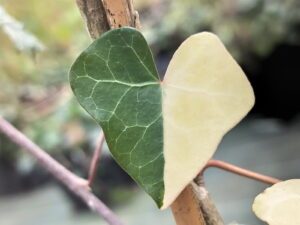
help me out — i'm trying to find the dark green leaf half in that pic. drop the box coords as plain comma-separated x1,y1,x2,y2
69,27,164,207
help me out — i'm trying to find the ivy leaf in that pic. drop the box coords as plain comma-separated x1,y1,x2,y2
253,179,300,225
69,27,254,209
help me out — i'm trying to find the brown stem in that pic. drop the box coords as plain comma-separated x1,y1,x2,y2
76,0,110,39
171,183,207,225
102,0,139,29
76,0,140,39
0,116,124,225
194,176,224,225
204,159,281,185
88,131,105,186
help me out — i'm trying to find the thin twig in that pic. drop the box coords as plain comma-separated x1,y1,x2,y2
0,116,124,225
203,159,281,185
88,131,105,186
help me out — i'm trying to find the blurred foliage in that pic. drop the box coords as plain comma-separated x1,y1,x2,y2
0,6,45,55
142,0,300,60
0,0,99,191
0,0,92,150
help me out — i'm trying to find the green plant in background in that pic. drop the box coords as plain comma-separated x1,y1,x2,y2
143,0,300,60
0,0,92,174
0,4,115,212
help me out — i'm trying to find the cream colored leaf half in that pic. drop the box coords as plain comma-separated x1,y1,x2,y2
161,32,255,209
253,179,300,225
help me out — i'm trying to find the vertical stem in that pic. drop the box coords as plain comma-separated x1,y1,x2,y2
76,0,140,39
195,176,225,225
171,178,225,225
102,0,138,28
171,183,206,225
76,0,110,39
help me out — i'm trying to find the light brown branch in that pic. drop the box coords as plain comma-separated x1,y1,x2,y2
102,0,140,29
76,0,110,39
204,159,281,185
88,131,105,186
76,0,140,40
171,183,207,225
0,116,124,225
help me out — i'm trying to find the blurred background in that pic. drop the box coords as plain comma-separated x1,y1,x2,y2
0,0,299,224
